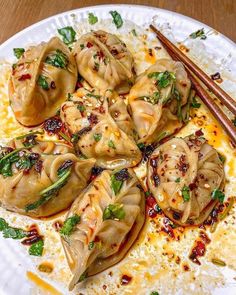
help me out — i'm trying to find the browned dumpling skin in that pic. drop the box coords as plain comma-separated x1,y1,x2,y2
61,168,145,290
60,87,141,169
72,30,135,94
0,140,95,217
128,59,191,144
9,37,77,126
147,134,225,226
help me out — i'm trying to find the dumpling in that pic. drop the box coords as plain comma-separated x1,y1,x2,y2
147,133,225,226
128,58,191,143
9,37,77,126
72,30,135,94
60,88,141,169
0,139,95,217
61,168,145,290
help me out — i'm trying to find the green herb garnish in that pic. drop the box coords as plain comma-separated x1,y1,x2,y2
189,28,207,40
13,48,25,59
181,185,190,202
148,71,176,88
150,292,159,295
110,174,123,195
86,93,101,99
108,140,116,149
60,214,80,237
78,271,88,282
139,92,160,105
80,44,85,50
110,11,123,29
218,153,226,163
37,75,49,90
25,169,71,212
88,241,94,250
29,239,44,256
175,177,181,183
94,133,102,142
137,143,145,150
131,29,137,36
58,26,76,45
88,12,98,25
45,49,68,69
211,189,225,203
191,96,201,108
77,104,86,112
0,218,27,239
103,203,125,220
16,130,43,140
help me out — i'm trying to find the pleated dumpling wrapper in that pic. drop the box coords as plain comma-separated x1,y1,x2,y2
0,138,95,217
128,58,191,144
72,30,135,94
147,133,225,226
9,37,77,126
60,87,141,169
61,168,145,290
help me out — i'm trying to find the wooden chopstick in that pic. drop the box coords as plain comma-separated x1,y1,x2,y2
149,24,236,146
150,24,236,115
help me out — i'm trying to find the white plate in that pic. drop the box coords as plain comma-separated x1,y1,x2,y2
0,4,236,295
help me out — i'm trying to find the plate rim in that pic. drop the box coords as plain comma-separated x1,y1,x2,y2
0,4,235,51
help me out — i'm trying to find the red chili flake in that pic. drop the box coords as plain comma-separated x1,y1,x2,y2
21,235,42,245
50,81,56,89
43,116,62,135
189,241,206,265
97,50,104,60
177,154,189,175
189,182,197,191
199,231,211,244
161,217,175,239
121,274,132,285
35,160,43,173
87,42,93,48
58,160,73,172
111,49,119,56
95,105,105,114
148,48,153,56
152,173,160,187
183,264,190,271
76,81,83,89
89,166,104,182
53,220,63,232
195,129,204,137
88,113,98,126
211,72,221,80
18,73,31,81
148,208,157,218
146,195,157,207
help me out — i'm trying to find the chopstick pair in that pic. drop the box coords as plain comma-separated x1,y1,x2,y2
150,24,236,146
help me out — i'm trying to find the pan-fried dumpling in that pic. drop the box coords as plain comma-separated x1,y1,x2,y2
9,37,77,126
61,168,145,290
72,30,135,94
60,88,141,169
147,133,225,226
128,59,191,143
0,141,95,217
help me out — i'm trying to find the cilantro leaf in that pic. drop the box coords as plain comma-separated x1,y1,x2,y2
45,49,68,69
103,203,126,220
191,96,201,108
60,214,80,237
0,218,9,231
108,140,116,149
25,169,71,212
88,12,98,25
110,11,123,29
29,239,44,256
88,241,94,250
93,133,102,142
13,48,25,59
211,189,225,203
131,29,137,36
148,71,176,88
181,185,190,202
37,75,49,90
3,227,27,239
58,26,76,45
189,28,207,40
111,174,123,195
150,292,159,295
175,177,181,183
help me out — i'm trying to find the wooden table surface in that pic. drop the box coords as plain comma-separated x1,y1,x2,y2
0,0,235,44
